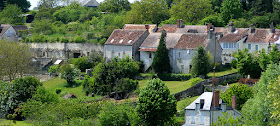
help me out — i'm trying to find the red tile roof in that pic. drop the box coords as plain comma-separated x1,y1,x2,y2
247,29,273,43
174,34,208,49
105,29,147,45
157,24,178,33
219,33,247,42
123,24,157,33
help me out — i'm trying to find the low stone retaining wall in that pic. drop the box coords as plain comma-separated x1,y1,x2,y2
173,73,241,101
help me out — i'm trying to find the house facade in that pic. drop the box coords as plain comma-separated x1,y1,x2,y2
0,24,28,41
183,91,241,126
104,29,149,62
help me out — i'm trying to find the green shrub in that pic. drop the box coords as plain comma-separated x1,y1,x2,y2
55,88,62,94
74,36,86,43
157,73,191,81
85,32,94,40
189,77,204,86
48,65,60,75
60,37,69,43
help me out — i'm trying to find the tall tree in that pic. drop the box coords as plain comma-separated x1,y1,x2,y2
250,0,273,16
170,0,213,24
136,78,177,126
220,0,243,24
152,31,171,73
98,0,131,13
0,40,32,81
0,0,30,12
0,4,24,24
191,46,210,78
125,0,169,24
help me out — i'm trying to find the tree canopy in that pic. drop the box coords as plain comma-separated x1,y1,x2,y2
191,46,211,78
0,4,24,24
136,78,177,126
0,0,30,12
98,0,131,13
220,0,243,24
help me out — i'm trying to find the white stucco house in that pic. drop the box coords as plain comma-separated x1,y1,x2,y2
0,23,27,41
183,91,242,126
104,29,149,62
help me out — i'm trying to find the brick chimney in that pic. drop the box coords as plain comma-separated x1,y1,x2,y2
145,24,149,30
249,24,255,33
177,19,183,28
270,23,275,33
213,90,220,108
208,28,214,39
232,95,237,109
228,21,235,33
207,23,213,31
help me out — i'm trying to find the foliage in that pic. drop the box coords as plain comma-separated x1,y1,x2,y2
0,77,42,119
152,31,171,73
242,64,280,125
48,65,60,74
0,40,32,81
198,14,225,27
230,18,250,28
84,57,139,98
159,17,177,27
0,0,30,12
60,64,81,84
157,73,191,81
221,84,253,110
0,4,24,24
213,112,242,126
191,46,211,78
73,36,86,43
98,101,140,126
189,77,204,86
125,0,169,24
55,88,62,94
220,0,243,24
234,49,261,78
98,0,131,13
136,78,177,126
267,75,280,124
86,51,103,66
170,0,213,24
22,99,102,125
69,57,94,72
31,19,54,35
251,16,270,28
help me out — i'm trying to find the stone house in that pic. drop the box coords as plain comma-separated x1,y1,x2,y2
183,91,241,126
104,29,149,62
0,23,27,41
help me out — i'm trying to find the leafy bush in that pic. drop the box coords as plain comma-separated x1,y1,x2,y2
55,88,62,94
60,64,81,84
74,36,86,43
60,37,69,43
85,32,94,40
48,65,60,74
69,57,94,72
157,73,191,81
189,77,205,86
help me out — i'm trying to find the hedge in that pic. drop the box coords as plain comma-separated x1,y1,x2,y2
157,73,191,81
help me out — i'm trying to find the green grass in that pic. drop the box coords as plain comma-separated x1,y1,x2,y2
138,80,192,94
208,68,237,78
176,96,199,111
0,119,32,126
43,78,101,101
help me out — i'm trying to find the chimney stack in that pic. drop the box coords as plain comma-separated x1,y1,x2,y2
249,24,255,33
213,90,220,108
195,103,200,111
232,95,237,109
177,19,183,28
270,23,275,33
145,24,149,30
228,22,235,33
207,23,214,31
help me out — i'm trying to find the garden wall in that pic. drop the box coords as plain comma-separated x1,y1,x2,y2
173,73,241,101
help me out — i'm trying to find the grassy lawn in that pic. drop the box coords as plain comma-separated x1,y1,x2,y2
208,68,237,78
138,80,192,94
0,119,32,126
176,96,200,125
43,77,101,101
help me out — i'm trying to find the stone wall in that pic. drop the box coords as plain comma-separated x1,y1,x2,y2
173,73,241,101
28,43,104,59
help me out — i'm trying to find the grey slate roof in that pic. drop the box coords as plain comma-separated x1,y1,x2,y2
12,26,28,35
0,24,11,36
140,33,182,49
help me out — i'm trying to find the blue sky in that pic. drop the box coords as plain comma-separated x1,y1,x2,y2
28,0,136,10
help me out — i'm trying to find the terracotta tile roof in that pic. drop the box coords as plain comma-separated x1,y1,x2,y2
139,48,157,52
176,25,208,33
0,24,11,36
219,33,248,42
123,24,157,33
12,25,28,35
157,24,178,33
140,33,182,49
268,29,280,43
247,29,273,43
174,33,208,49
105,29,147,45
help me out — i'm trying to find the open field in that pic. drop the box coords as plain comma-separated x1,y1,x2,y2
0,119,32,126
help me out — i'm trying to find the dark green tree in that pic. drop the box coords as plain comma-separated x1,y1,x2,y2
136,78,177,126
0,4,24,24
152,31,171,73
220,0,242,24
221,84,253,110
98,0,131,13
190,46,210,78
250,0,273,16
60,64,81,84
0,0,30,12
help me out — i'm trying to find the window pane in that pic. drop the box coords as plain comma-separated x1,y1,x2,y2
256,45,258,51
248,44,251,49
